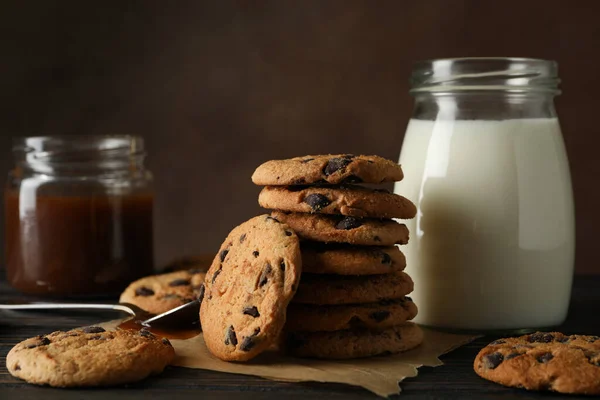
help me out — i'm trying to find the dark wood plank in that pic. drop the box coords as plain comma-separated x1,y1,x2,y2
0,277,598,399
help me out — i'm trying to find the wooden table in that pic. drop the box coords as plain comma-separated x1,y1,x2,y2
1,276,598,399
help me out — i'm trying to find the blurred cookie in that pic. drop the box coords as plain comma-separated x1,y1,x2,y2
252,154,404,186
286,297,417,332
120,269,206,314
272,211,409,247
474,332,600,395
301,241,406,275
286,322,423,359
6,327,174,387
292,271,413,305
259,185,416,219
200,215,302,362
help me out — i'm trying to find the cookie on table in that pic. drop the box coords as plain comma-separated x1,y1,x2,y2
251,154,404,186
120,269,206,315
259,185,416,219
286,322,423,359
6,326,174,387
301,241,406,275
292,271,413,305
200,214,302,362
286,297,417,332
474,332,600,395
272,211,409,247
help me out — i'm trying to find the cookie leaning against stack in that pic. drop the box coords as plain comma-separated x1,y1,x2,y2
252,154,422,359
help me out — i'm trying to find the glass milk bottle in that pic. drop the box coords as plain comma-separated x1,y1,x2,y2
394,58,575,332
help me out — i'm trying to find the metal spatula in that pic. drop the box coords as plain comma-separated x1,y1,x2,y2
0,300,201,328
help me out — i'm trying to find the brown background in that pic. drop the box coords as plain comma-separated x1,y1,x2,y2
0,1,598,274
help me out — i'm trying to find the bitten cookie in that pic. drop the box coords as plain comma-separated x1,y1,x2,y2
286,322,423,359
272,211,409,247
259,185,417,219
6,327,175,387
292,271,413,305
120,269,206,314
286,297,417,332
474,332,600,395
301,242,406,275
251,154,404,186
200,215,302,362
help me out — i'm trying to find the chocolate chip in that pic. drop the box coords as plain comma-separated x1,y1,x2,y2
197,283,205,302
259,264,272,287
373,236,381,242
243,306,260,318
135,286,154,296
253,251,259,257
490,339,506,345
505,352,521,360
82,326,105,334
558,336,571,343
212,266,222,284
140,329,154,338
285,230,292,236
188,268,203,274
162,338,172,346
300,158,314,163
240,233,247,243
220,249,229,262
483,352,504,369
381,252,392,264
280,260,286,271
169,278,190,287
26,336,51,348
323,156,354,176
240,328,260,352
528,333,554,343
537,352,554,363
369,310,391,322
335,216,363,230
14,364,21,371
304,194,331,212
225,325,237,346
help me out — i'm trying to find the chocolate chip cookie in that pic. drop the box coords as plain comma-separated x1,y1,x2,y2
259,185,416,219
200,214,302,362
6,327,175,387
474,332,600,395
292,271,413,305
271,211,409,247
120,269,206,314
252,154,404,186
301,241,406,275
286,297,417,332
286,322,423,359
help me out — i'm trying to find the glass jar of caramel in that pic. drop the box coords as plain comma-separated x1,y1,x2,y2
4,136,154,297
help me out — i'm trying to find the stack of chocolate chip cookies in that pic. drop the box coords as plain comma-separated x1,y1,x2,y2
252,154,422,359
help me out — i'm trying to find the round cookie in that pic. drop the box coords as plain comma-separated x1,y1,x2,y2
259,185,416,219
474,332,600,395
251,154,404,186
286,322,423,359
286,297,417,332
272,211,409,247
200,214,302,362
120,269,206,314
301,242,406,275
6,326,175,387
292,271,413,305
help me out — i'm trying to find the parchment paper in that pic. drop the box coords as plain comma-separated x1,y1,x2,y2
99,319,478,397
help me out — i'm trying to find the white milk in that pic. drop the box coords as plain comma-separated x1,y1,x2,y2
395,118,575,330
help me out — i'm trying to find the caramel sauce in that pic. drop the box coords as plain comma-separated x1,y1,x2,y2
4,190,154,297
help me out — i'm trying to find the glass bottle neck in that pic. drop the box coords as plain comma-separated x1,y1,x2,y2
412,92,557,121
